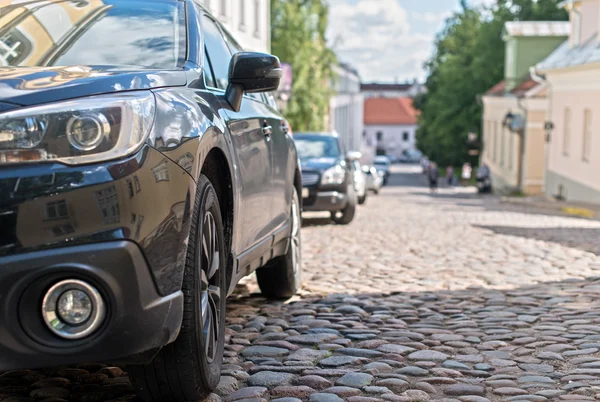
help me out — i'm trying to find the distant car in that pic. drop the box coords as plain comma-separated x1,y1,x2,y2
362,165,383,194
399,149,423,164
351,160,368,205
374,156,392,185
295,132,358,224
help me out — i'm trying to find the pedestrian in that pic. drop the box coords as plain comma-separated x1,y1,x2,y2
461,162,472,186
428,162,439,192
446,166,454,186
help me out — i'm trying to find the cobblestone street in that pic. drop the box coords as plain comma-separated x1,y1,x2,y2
5,166,600,401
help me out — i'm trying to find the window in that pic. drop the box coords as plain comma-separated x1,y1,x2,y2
221,0,227,16
494,122,499,162
203,16,233,89
239,0,246,28
153,161,170,182
509,131,514,170
402,131,409,142
563,108,571,156
95,186,120,225
254,0,261,37
134,176,141,193
205,0,210,9
203,48,217,88
376,131,383,141
500,126,506,167
583,109,592,162
50,224,75,237
45,200,68,220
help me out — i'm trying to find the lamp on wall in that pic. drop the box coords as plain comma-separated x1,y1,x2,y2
502,111,525,134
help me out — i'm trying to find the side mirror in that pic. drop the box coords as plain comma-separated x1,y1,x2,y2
225,52,283,112
346,151,362,162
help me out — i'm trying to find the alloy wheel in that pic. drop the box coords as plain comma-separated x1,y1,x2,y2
199,210,221,363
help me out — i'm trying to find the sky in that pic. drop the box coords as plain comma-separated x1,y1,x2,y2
327,0,495,83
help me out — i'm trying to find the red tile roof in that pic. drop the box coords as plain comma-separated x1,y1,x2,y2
486,76,540,97
364,97,419,125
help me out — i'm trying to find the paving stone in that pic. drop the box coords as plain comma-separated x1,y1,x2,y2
270,386,315,399
241,346,289,358
292,376,332,390
336,373,373,389
226,387,268,401
247,372,295,388
444,385,485,397
309,393,344,402
493,387,528,396
407,350,449,362
320,356,364,367
320,386,361,397
374,379,409,393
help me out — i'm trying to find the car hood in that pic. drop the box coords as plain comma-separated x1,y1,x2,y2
0,66,187,106
300,157,342,171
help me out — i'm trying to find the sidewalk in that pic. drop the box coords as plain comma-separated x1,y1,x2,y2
500,194,600,219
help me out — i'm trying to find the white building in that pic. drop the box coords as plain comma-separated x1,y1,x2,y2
200,0,271,53
361,82,426,99
363,97,419,161
329,63,367,161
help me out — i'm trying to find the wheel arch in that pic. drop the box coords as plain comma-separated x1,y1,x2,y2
200,148,235,289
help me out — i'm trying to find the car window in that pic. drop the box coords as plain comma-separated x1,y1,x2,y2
294,136,341,160
203,15,233,89
1,0,186,69
203,48,217,88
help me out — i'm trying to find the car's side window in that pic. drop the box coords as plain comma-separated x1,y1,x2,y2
203,47,217,88
203,15,233,90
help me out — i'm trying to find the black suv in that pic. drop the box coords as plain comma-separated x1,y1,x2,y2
294,132,359,224
0,1,302,401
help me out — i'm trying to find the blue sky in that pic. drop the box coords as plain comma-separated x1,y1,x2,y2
327,0,494,83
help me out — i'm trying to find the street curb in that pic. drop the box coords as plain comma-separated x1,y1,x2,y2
500,196,598,219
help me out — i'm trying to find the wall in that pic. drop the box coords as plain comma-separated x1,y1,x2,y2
580,0,599,45
330,65,366,161
364,124,418,161
481,95,547,195
200,0,271,53
505,36,567,91
545,67,600,203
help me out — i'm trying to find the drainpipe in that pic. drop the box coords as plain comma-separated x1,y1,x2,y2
530,66,552,194
516,97,527,192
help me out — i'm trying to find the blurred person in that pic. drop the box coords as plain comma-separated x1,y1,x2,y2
461,162,472,186
476,163,492,193
428,162,439,192
446,166,454,186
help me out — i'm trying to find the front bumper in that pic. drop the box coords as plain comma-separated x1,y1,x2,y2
303,190,348,212
0,241,183,371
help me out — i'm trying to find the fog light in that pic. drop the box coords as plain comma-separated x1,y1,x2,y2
42,280,106,340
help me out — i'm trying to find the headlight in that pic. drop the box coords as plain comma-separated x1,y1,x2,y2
0,92,155,165
321,165,345,185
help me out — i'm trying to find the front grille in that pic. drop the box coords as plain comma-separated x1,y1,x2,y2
301,172,320,186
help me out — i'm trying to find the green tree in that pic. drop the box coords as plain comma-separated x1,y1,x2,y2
415,0,567,167
271,0,336,132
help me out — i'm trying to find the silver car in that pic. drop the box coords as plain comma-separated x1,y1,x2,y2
362,165,383,194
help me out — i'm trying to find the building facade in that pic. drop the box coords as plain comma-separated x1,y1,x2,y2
329,63,367,162
361,82,426,99
363,98,419,162
537,0,600,203
481,21,568,195
199,0,271,53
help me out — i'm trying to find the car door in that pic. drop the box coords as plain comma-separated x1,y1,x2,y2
201,14,274,252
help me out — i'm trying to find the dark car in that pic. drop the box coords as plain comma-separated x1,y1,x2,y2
0,1,302,401
374,155,392,185
294,132,358,224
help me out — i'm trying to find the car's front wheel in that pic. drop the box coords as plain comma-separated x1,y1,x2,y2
129,175,226,402
332,185,357,225
256,189,302,299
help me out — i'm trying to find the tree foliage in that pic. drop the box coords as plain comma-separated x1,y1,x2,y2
415,0,568,167
271,0,336,132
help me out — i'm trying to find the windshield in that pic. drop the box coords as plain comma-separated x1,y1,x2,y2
295,136,341,160
0,0,185,69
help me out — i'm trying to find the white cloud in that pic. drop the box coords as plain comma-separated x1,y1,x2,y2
411,11,451,24
327,0,435,82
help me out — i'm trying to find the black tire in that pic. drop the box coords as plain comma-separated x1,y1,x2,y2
358,193,367,205
256,190,302,299
129,175,227,402
331,185,357,225
373,188,380,195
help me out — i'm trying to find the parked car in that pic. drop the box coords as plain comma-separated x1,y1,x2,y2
0,2,302,402
363,165,383,194
374,155,392,185
398,149,423,164
351,159,368,205
294,132,358,224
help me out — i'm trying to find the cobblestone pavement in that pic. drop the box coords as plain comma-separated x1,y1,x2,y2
4,165,600,402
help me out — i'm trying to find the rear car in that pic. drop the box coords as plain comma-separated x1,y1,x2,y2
374,155,392,185
0,1,303,401
295,132,358,224
363,165,383,194
351,159,368,205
